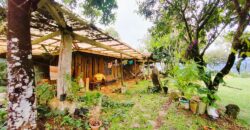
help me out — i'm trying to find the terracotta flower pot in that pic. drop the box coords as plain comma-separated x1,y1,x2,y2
89,118,102,130
190,100,198,114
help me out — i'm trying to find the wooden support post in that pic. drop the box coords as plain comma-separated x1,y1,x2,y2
86,78,89,92
57,31,73,99
134,59,137,73
0,22,6,34
147,58,150,79
120,54,124,86
142,60,146,80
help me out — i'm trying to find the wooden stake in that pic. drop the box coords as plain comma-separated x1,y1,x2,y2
147,58,150,79
120,54,124,86
86,78,89,92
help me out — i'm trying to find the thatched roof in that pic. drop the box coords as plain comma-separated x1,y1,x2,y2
0,0,145,59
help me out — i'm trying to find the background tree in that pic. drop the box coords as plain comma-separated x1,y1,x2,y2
104,27,120,39
63,0,118,25
138,0,250,93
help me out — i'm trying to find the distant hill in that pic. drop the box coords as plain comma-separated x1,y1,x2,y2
207,58,250,73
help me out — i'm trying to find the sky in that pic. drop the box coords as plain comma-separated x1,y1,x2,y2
100,0,153,50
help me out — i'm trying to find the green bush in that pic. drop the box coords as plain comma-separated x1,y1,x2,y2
78,91,102,107
0,108,7,128
0,62,7,86
61,115,85,128
65,75,82,102
101,96,134,109
35,83,56,105
171,61,203,99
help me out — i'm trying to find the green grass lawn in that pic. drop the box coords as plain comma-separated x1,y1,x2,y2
101,79,249,129
101,80,168,129
218,77,250,126
0,77,249,129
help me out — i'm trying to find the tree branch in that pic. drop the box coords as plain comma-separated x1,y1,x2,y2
200,24,228,57
180,9,193,43
211,0,250,90
232,0,242,15
198,0,220,32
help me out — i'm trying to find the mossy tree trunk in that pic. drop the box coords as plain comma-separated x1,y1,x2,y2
7,0,37,129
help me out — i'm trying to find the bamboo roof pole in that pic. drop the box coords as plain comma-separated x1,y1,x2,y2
73,33,136,59
54,4,89,26
44,3,67,28
32,31,60,44
147,58,150,79
54,3,144,60
31,33,61,41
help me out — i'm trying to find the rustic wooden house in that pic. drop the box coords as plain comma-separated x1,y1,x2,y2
0,1,145,96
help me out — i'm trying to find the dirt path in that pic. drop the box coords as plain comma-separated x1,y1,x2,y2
154,98,172,130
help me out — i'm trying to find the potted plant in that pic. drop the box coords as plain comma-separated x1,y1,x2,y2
89,96,103,130
206,92,220,119
190,96,199,114
179,97,189,110
198,97,207,115
89,117,102,130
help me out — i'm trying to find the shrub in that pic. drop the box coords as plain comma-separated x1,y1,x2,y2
36,83,56,105
0,61,7,86
78,92,102,107
171,61,203,99
0,108,7,128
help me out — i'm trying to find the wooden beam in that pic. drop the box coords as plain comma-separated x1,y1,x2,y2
45,2,67,28
37,0,48,9
77,49,120,58
31,33,60,41
120,54,124,86
73,33,137,59
37,40,59,49
54,4,89,26
32,31,60,44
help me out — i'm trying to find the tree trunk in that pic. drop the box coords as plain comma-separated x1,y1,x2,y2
210,1,250,91
151,66,162,92
57,31,73,99
7,0,37,129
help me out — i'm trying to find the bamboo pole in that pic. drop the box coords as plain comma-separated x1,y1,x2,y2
147,58,150,79
32,31,60,45
120,54,124,87
54,4,89,26
45,3,67,28
86,78,89,92
37,0,48,9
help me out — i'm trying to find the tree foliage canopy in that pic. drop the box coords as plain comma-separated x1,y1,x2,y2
138,0,250,92
63,0,118,25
